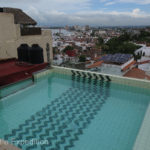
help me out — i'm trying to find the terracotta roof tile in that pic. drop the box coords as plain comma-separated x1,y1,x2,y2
122,60,136,72
124,68,150,80
87,61,103,69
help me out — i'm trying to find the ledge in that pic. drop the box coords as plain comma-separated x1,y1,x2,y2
0,139,21,150
133,103,150,150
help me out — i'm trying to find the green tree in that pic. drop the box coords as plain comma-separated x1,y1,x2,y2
63,46,74,53
131,30,150,42
96,36,104,46
53,47,58,54
102,35,141,54
118,32,131,42
79,55,86,62
101,44,109,53
90,30,95,37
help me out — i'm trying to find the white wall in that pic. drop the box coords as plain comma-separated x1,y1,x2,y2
121,58,134,69
135,45,150,57
0,13,18,41
94,58,135,76
99,63,122,76
0,13,53,62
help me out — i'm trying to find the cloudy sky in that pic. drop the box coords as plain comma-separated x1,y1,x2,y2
1,0,150,26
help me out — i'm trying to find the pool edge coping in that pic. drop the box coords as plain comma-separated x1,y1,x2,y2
52,66,150,90
52,65,150,83
133,103,150,150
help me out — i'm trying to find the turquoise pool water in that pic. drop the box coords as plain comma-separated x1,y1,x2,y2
0,73,150,150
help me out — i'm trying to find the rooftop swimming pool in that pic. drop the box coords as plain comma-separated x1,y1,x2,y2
0,68,150,150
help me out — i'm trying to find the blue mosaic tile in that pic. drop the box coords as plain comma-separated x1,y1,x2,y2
4,75,110,150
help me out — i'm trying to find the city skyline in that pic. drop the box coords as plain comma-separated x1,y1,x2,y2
1,0,150,26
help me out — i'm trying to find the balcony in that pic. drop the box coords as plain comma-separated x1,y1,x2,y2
21,27,41,36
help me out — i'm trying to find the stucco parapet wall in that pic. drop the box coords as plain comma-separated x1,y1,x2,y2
18,29,52,38
0,12,14,18
33,66,150,89
41,29,52,36
52,66,150,89
33,69,54,81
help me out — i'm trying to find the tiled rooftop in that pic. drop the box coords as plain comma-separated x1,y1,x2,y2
87,61,103,69
124,68,150,80
0,58,48,86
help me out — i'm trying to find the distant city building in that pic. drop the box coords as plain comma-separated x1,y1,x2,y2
85,25,90,31
65,25,69,30
86,54,135,76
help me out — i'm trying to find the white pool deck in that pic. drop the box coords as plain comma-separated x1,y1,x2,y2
133,103,150,150
0,139,21,150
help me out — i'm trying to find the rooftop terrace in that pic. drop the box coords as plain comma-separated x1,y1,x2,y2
0,58,48,86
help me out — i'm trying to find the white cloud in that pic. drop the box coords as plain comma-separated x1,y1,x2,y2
26,6,150,26
1,0,150,26
0,0,91,11
105,2,116,6
100,0,150,5
119,0,150,5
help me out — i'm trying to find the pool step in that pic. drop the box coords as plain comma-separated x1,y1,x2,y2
0,77,34,99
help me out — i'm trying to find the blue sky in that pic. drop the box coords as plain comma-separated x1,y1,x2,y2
0,0,150,26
